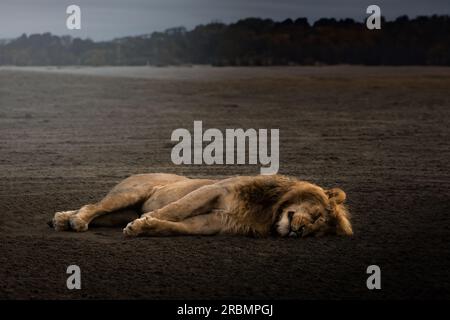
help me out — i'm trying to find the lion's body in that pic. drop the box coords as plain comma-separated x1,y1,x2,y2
51,173,353,237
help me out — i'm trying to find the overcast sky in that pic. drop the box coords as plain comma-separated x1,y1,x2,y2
0,0,448,40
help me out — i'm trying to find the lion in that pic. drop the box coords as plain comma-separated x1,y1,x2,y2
50,173,352,238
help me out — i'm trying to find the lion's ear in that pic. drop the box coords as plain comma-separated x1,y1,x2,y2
326,188,346,205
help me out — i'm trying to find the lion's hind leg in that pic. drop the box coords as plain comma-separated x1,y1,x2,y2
50,210,78,231
51,208,140,231
53,186,151,232
67,190,148,232
50,174,191,232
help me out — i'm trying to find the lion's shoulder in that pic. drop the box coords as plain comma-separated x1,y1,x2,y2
234,175,297,206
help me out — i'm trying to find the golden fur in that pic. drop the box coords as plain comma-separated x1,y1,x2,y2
51,173,352,238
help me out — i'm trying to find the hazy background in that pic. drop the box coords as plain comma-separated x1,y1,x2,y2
0,0,449,40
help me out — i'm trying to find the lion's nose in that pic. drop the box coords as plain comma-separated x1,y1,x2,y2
297,226,305,236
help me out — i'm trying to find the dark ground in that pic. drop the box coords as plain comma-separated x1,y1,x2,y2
0,66,449,299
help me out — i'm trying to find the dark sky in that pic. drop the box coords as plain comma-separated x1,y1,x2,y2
1,0,449,40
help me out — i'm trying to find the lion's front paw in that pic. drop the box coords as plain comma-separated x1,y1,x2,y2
123,217,155,237
69,215,89,232
123,221,138,237
123,218,144,237
51,210,77,231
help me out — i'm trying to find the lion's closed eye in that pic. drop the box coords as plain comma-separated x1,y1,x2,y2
310,208,320,219
309,208,323,222
311,214,320,223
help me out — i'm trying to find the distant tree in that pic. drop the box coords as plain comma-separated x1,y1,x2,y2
0,15,449,66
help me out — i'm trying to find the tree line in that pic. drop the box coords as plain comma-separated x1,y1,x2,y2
0,15,449,66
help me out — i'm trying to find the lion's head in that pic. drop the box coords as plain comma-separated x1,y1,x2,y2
275,185,352,237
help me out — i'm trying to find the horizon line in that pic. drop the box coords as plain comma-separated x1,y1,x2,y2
1,13,448,42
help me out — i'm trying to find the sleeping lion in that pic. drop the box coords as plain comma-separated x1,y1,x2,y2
50,173,352,237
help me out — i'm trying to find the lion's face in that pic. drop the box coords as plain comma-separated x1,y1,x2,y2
276,188,352,237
